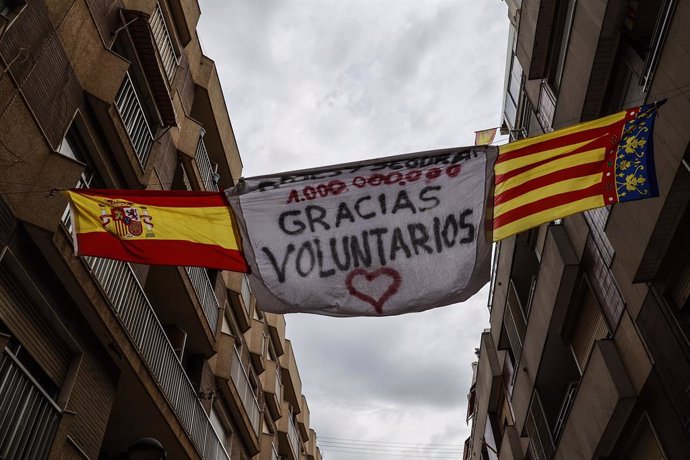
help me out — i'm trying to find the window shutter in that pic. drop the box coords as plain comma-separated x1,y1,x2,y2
0,264,70,386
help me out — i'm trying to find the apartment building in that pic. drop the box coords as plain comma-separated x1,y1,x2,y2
0,0,322,458
465,0,689,459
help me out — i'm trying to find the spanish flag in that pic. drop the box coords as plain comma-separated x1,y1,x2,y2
66,189,249,272
493,103,659,241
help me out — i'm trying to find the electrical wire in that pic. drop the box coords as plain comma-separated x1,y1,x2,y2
318,448,461,459
317,436,463,447
317,444,461,454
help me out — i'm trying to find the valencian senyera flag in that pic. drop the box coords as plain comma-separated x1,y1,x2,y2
475,127,497,146
226,147,497,317
493,103,660,241
65,189,249,272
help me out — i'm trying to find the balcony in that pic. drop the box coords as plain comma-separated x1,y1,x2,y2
277,403,300,460
0,349,61,459
265,313,285,357
195,133,218,192
150,2,179,82
184,266,220,334
526,391,555,460
260,360,283,421
553,381,579,441
240,274,252,316
211,333,259,453
536,81,556,132
555,341,635,458
305,429,318,459
230,347,261,436
84,256,229,459
504,279,527,365
244,318,266,374
115,73,155,166
279,341,303,409
222,272,251,332
259,433,280,460
297,395,310,441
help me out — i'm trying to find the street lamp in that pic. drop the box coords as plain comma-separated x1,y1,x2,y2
126,438,166,460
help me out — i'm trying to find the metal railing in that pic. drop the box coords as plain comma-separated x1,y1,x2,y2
487,242,500,311
115,73,155,166
149,2,179,81
536,81,556,133
640,0,677,92
275,364,283,403
240,275,252,315
84,256,229,459
184,266,220,333
553,381,579,441
230,347,260,434
272,441,279,460
526,391,555,460
195,134,218,191
504,279,527,366
0,350,61,460
287,409,300,458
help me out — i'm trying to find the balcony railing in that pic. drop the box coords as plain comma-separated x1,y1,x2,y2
487,243,500,311
230,347,260,434
287,410,300,458
553,381,579,441
536,81,556,132
84,256,229,459
275,364,283,403
640,0,677,92
149,2,179,81
0,350,61,459
185,266,220,333
526,391,555,460
115,73,155,166
504,279,527,365
272,441,279,460
195,134,218,192
241,275,252,315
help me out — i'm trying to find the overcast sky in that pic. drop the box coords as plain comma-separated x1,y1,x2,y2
197,1,509,458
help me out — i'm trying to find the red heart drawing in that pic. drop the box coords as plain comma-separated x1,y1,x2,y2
345,268,402,315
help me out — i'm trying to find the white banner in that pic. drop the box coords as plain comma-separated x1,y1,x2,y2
227,146,497,316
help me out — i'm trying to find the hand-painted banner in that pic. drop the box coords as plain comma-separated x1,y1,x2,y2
227,146,497,316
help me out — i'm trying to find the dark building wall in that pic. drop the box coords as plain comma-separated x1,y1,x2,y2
467,0,690,459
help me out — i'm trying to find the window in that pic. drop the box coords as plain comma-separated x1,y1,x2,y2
547,0,577,92
59,124,104,230
503,26,523,130
0,319,59,400
267,342,277,362
59,126,102,189
209,405,232,452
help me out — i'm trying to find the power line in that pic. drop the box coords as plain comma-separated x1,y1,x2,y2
319,447,462,459
318,440,461,450
318,443,461,454
317,436,463,447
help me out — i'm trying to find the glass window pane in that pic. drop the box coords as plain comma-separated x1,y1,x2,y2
504,93,518,128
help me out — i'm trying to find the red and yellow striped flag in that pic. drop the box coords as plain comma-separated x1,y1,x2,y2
492,104,659,241
66,189,249,272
